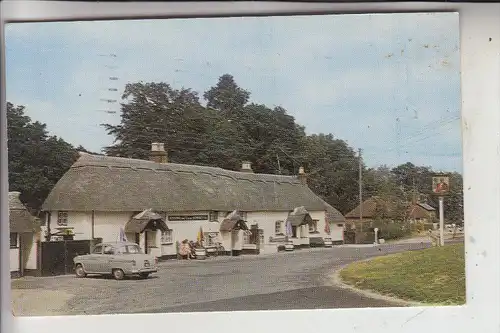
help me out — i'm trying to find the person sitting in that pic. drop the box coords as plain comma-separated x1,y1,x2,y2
179,239,191,260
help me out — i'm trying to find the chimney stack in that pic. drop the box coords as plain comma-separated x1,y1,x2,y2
150,142,168,163
240,161,254,173
298,166,307,185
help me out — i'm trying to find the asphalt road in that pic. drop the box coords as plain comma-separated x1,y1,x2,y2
12,241,457,316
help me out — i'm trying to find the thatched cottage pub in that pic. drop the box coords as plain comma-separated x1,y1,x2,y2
9,191,40,277
41,143,345,259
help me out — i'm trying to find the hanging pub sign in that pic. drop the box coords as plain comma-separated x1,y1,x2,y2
168,215,209,221
432,175,450,196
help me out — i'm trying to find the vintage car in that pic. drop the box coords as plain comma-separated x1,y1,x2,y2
73,242,158,280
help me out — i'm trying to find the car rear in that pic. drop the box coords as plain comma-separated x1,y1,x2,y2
129,255,158,275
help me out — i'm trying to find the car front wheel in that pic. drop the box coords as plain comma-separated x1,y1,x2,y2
112,269,125,280
75,264,86,278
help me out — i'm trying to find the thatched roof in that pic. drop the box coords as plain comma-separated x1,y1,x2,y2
322,200,346,224
132,209,163,221
42,153,333,213
220,211,249,232
125,209,169,233
9,192,38,233
286,206,313,227
345,197,381,219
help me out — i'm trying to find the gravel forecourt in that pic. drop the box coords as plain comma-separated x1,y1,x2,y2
12,240,456,316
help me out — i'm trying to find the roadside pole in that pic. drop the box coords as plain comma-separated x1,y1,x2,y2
439,196,445,246
432,175,449,247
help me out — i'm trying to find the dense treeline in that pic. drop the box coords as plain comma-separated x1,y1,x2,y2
7,74,463,223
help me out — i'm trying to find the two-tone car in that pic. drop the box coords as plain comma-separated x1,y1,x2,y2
73,241,158,280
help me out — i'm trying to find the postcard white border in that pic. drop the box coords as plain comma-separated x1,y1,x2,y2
1,2,499,333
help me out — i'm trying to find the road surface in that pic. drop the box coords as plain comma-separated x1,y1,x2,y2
11,240,458,316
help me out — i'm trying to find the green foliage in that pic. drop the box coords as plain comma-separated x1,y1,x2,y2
299,133,359,213
340,243,466,305
372,221,412,240
203,74,250,116
102,82,209,164
8,73,463,222
413,220,426,233
7,102,80,213
102,75,362,214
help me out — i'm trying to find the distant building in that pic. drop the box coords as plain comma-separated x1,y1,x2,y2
9,192,40,277
345,196,436,228
41,143,345,259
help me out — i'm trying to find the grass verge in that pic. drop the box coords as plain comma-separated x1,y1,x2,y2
339,243,465,305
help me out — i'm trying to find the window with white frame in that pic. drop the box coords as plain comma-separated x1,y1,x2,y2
209,211,218,222
161,229,173,244
275,221,283,235
57,211,68,226
309,220,319,233
10,233,18,248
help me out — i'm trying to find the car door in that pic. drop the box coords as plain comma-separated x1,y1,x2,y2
100,244,115,274
85,245,103,273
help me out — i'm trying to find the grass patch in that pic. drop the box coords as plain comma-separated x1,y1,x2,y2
339,243,465,305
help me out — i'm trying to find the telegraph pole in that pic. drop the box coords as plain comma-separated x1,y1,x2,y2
358,148,363,230
276,154,282,174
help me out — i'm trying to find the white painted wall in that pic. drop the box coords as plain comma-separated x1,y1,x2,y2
246,211,289,245
307,211,345,243
165,212,214,256
221,231,232,252
330,223,345,242
232,230,243,250
10,233,19,272
94,211,132,242
10,248,19,272
43,209,341,258
20,233,37,270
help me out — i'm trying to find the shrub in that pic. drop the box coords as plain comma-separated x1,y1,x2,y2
372,220,412,240
423,223,435,231
412,221,426,233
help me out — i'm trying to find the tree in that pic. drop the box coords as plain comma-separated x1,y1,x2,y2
201,76,305,172
75,145,102,155
434,172,463,223
299,134,360,214
7,102,80,213
102,82,209,164
391,162,434,201
238,103,305,175
369,170,408,222
203,74,250,116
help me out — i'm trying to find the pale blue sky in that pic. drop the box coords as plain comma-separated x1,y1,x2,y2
5,13,461,172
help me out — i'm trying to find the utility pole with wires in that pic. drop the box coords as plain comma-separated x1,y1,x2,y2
358,148,363,231
276,154,282,174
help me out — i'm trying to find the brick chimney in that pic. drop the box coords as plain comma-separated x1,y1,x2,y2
150,142,168,163
240,161,254,173
298,166,307,185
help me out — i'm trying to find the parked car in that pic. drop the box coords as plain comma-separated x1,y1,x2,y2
323,237,333,248
73,241,158,280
